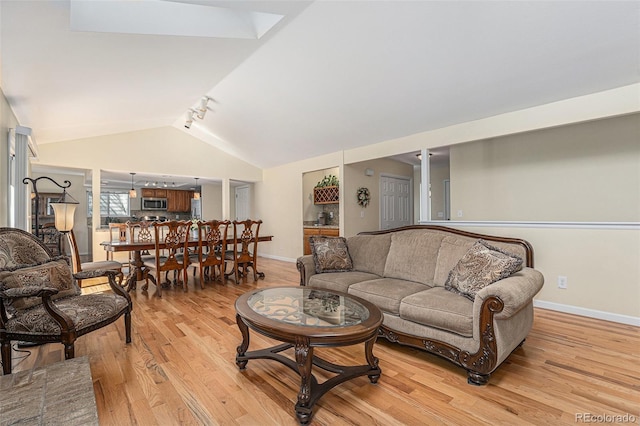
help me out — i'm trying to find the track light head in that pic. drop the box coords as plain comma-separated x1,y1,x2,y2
185,109,196,129
196,96,213,120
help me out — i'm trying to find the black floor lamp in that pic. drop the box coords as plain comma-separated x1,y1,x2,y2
22,176,78,237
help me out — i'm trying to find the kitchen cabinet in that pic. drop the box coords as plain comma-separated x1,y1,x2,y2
141,188,167,198
303,227,339,255
167,190,194,213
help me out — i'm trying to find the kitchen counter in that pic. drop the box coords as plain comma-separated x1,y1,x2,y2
303,224,339,229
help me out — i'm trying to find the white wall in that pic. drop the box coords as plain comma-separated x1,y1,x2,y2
0,88,19,227
257,87,639,322
450,114,639,222
202,182,222,219
19,85,640,323
35,126,262,260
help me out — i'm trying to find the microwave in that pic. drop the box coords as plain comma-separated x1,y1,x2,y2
141,197,167,210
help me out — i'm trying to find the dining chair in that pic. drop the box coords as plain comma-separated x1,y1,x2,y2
224,219,262,283
143,220,190,297
67,229,124,287
107,223,128,261
193,220,230,287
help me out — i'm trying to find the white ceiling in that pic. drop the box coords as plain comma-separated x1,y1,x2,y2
2,0,639,175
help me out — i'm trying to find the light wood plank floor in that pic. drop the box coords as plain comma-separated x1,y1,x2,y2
8,257,640,425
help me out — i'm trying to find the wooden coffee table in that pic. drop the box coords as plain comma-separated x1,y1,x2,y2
235,286,383,424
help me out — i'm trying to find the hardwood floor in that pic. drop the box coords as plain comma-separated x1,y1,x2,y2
8,257,640,425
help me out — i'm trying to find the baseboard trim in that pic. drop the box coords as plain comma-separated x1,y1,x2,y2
261,254,297,263
534,300,640,326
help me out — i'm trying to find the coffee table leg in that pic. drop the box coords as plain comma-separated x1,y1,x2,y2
364,336,381,383
294,336,313,425
235,314,250,369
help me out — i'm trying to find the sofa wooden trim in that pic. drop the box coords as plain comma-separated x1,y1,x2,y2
358,225,535,267
296,224,538,385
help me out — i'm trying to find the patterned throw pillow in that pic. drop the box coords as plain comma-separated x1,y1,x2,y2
445,240,523,301
0,259,80,311
310,236,353,273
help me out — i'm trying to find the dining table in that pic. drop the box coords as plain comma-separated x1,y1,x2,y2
100,235,273,292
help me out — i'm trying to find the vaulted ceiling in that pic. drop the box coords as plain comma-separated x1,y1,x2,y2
2,0,638,172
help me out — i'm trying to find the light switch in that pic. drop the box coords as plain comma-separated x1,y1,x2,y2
457,210,463,217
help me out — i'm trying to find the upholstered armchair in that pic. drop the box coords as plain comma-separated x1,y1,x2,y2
0,227,132,375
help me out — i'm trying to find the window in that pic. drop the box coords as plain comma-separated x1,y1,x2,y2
88,191,130,217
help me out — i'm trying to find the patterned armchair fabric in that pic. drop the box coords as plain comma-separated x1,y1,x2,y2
0,227,132,375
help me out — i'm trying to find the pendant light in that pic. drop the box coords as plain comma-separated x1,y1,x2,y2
193,177,201,200
129,172,137,198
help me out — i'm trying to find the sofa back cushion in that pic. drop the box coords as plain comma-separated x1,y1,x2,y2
383,230,444,285
310,236,353,273
433,236,476,287
434,235,530,287
346,234,391,277
0,258,80,312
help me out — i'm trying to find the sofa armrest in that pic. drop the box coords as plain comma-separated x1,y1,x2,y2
474,267,544,319
296,255,316,286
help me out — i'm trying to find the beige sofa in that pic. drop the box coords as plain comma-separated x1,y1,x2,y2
296,225,544,385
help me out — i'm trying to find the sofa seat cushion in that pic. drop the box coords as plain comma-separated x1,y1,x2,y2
308,271,380,294
400,287,474,337
348,278,429,315
80,260,122,272
4,293,129,335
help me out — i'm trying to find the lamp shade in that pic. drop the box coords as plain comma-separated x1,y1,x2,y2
51,202,77,232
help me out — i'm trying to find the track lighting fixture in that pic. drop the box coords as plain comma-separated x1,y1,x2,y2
196,96,213,120
163,182,168,188
144,181,149,187
185,109,196,129
129,172,137,198
193,177,201,200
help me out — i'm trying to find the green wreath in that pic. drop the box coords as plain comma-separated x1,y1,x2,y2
357,187,370,207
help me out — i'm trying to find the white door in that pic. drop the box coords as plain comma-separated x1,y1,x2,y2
235,186,250,220
380,175,412,230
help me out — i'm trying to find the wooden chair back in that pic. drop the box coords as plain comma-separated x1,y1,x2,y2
227,219,262,282
196,220,230,286
68,229,124,286
150,221,190,295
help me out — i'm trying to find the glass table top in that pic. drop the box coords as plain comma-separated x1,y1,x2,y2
247,287,370,328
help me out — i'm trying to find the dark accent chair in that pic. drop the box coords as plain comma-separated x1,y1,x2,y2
0,227,132,375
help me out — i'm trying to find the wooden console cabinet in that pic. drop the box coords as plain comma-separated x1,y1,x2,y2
303,227,339,255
